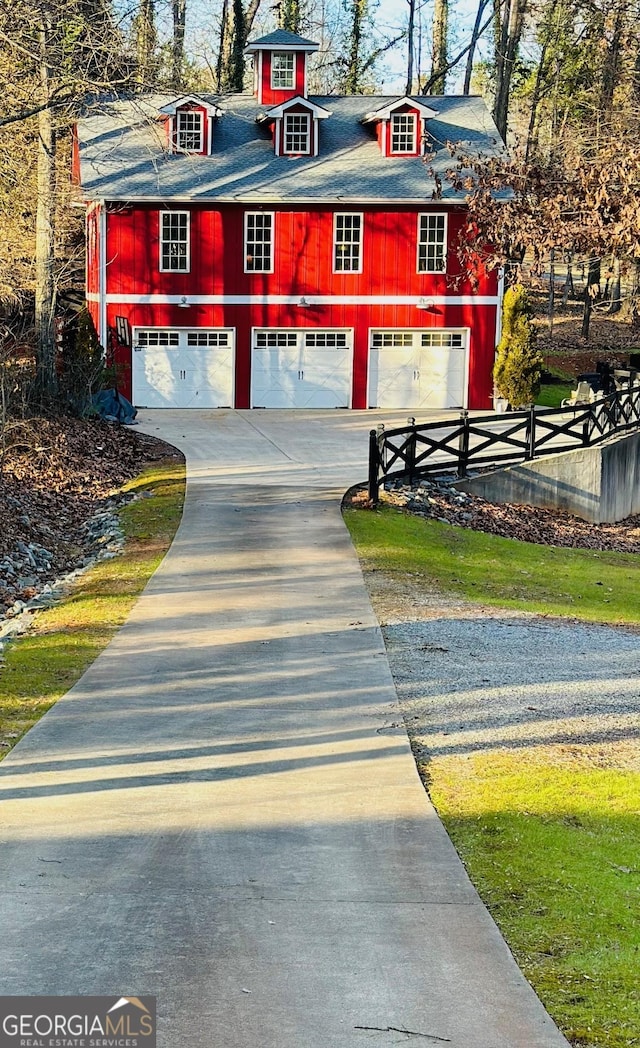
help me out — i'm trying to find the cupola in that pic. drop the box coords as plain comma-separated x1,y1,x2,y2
362,97,438,157
245,30,319,106
160,96,223,156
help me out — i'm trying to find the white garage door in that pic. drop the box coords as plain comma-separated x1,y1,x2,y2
251,329,353,408
368,330,467,410
132,329,235,408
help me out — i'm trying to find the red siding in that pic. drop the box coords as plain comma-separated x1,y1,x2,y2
259,51,307,106
101,202,498,410
107,300,495,410
105,205,485,298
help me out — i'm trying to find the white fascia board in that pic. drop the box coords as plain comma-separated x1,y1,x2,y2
91,196,465,206
160,96,223,118
362,96,439,123
99,293,500,306
258,96,331,120
245,42,319,53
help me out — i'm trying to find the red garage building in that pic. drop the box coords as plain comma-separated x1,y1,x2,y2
78,30,504,411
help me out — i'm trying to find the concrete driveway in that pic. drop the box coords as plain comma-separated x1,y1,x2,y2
0,410,569,1047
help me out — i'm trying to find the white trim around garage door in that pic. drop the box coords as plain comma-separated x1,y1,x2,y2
250,326,354,409
132,325,235,408
367,327,470,411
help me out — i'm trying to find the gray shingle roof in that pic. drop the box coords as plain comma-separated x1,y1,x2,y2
246,30,318,48
78,93,504,204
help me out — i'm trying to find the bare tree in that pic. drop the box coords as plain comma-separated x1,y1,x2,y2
134,0,157,87
493,0,528,139
463,0,490,93
0,0,129,396
216,0,262,92
429,0,448,93
172,0,187,89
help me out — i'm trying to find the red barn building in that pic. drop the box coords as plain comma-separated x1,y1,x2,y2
78,30,504,411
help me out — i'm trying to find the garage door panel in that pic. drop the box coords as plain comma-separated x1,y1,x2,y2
251,331,352,408
369,331,466,410
133,329,234,408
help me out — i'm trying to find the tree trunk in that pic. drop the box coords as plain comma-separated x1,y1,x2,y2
429,0,448,93
581,257,600,340
35,20,57,399
524,3,556,162
562,253,574,305
216,0,261,92
279,0,300,32
493,0,528,140
135,0,156,87
172,0,186,89
599,3,624,117
463,0,489,94
345,0,367,93
215,0,230,91
548,247,555,336
406,0,416,95
609,256,621,314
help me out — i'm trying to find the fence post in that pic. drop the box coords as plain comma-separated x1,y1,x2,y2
582,406,591,445
526,404,536,460
407,422,418,486
368,428,380,504
457,409,469,478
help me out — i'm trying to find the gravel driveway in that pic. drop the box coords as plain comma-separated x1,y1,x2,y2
365,576,640,770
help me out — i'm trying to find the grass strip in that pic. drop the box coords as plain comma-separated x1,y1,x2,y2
345,504,640,1047
425,750,640,1048
344,504,640,625
0,457,185,755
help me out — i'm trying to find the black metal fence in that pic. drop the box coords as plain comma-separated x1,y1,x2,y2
368,383,640,503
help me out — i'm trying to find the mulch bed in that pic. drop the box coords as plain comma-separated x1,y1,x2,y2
0,418,182,612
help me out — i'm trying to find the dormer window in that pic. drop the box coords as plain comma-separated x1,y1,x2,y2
159,96,222,156
257,95,330,157
271,53,295,90
362,97,437,158
176,110,203,151
284,113,310,154
390,113,416,154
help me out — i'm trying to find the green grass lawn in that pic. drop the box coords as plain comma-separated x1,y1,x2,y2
537,367,576,408
345,504,640,1048
345,505,640,625
0,457,185,754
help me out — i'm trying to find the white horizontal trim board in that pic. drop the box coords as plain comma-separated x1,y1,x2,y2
87,293,500,306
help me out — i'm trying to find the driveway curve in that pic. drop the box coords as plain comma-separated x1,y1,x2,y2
0,410,569,1047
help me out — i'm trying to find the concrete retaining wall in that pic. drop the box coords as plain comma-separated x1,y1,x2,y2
455,429,640,523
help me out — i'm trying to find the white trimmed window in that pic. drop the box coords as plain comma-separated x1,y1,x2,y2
187,331,230,346
421,331,464,348
255,331,297,347
283,113,310,154
176,111,204,151
137,330,180,347
417,213,447,273
272,52,295,89
160,211,190,272
390,113,417,153
245,212,274,272
334,213,362,272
